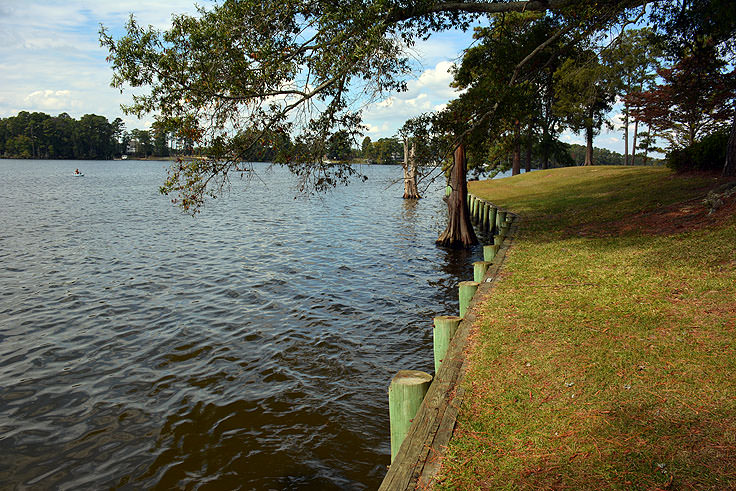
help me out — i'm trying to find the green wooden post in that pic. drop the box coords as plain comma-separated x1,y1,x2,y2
496,210,507,230
389,370,433,462
493,234,503,246
488,206,497,235
459,280,480,317
446,185,452,197
473,260,492,283
471,196,479,222
484,244,500,262
433,315,462,373
481,202,489,231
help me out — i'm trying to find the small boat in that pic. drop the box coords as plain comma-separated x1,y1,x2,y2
73,172,84,177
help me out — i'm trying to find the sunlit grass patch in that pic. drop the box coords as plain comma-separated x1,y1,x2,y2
438,167,736,488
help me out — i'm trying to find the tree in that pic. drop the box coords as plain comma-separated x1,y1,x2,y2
650,0,736,176
436,143,476,247
361,136,373,160
101,0,648,215
628,43,734,150
398,116,433,199
604,28,661,165
554,50,616,165
152,120,170,157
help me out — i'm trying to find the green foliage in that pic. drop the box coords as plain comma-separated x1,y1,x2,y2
363,137,402,164
568,144,625,166
554,50,616,142
629,42,735,149
100,0,648,212
0,111,121,160
451,13,575,172
100,0,415,210
326,130,354,161
666,130,730,172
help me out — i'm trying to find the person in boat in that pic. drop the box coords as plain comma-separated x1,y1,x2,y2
74,168,80,175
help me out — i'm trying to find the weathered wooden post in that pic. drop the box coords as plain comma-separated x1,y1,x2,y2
493,234,503,246
488,206,497,235
484,244,500,262
473,260,492,283
500,215,511,236
433,315,462,373
496,210,507,230
389,370,433,462
481,202,489,231
459,280,480,317
471,196,479,223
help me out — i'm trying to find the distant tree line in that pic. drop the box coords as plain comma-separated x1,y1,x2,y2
1,111,120,159
0,111,198,160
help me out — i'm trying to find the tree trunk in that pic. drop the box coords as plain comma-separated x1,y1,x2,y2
524,127,533,173
512,121,521,175
623,103,629,165
541,126,550,169
402,140,421,199
631,118,639,166
724,113,736,177
437,143,477,248
642,125,650,166
584,123,593,166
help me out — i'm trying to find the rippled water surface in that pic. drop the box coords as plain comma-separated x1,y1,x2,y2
0,160,489,489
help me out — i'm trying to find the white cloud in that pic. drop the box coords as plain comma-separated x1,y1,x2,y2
24,90,79,111
365,122,391,134
361,60,462,138
0,1,207,124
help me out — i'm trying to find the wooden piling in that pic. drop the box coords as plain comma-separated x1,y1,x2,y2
473,261,492,283
481,202,489,231
432,315,462,373
496,210,507,230
459,281,480,317
488,206,497,235
493,234,503,246
484,244,500,262
389,370,433,462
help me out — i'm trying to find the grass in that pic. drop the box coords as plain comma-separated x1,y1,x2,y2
436,166,736,489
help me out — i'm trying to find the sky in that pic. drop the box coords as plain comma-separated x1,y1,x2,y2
0,0,628,154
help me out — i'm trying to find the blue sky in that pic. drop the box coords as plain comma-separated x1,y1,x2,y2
0,1,627,154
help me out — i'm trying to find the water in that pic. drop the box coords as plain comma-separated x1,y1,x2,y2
0,160,488,490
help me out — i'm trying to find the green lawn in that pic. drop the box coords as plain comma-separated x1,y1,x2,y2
437,166,736,489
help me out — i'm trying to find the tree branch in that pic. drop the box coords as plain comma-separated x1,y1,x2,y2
389,0,573,22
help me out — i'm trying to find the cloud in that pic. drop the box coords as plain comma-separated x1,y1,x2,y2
365,122,391,134
0,1,208,124
24,90,79,111
361,60,461,137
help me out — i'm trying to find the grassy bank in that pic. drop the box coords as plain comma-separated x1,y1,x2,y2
437,166,736,489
